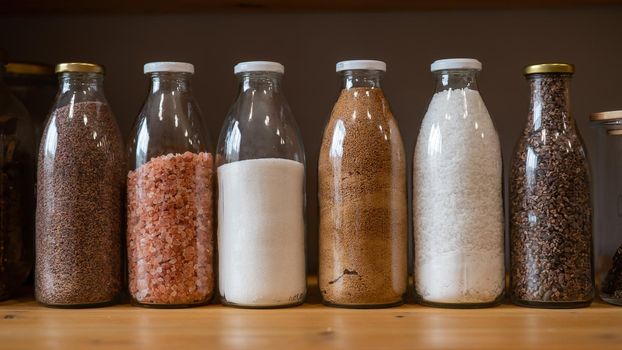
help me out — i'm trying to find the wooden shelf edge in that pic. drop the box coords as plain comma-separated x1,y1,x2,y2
1,296,620,311
3,0,622,15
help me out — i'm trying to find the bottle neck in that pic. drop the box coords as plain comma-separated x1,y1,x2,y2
526,73,572,131
237,71,282,94
149,72,192,94
340,70,383,89
59,72,104,95
434,69,479,92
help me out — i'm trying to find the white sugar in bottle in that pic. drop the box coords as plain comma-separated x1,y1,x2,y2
216,61,307,308
218,158,306,306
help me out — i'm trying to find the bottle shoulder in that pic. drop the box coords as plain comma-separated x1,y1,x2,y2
216,100,304,164
415,89,500,160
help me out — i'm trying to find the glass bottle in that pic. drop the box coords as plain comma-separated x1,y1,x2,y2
413,58,505,308
318,60,407,308
36,63,124,307
217,61,306,308
127,62,215,307
510,63,594,308
590,110,622,306
0,56,35,300
4,62,56,148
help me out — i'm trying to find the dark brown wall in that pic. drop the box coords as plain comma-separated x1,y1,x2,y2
2,9,621,272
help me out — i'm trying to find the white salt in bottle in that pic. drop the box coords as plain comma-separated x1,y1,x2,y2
413,58,505,307
216,61,306,308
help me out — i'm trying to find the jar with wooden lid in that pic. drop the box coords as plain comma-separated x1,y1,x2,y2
591,110,622,306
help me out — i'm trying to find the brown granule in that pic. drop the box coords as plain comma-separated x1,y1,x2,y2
318,87,407,307
127,151,215,306
510,74,594,306
36,101,124,306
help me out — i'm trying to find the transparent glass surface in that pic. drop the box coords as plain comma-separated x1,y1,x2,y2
318,69,407,308
127,71,215,307
510,73,594,308
592,119,622,306
36,71,124,307
216,70,306,308
0,66,35,300
413,69,505,308
5,68,56,148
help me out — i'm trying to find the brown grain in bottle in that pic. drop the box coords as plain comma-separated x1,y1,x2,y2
318,87,407,307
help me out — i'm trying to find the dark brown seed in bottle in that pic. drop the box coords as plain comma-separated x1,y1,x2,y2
36,101,124,306
510,75,594,306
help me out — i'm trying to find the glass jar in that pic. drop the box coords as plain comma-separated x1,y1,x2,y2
217,61,306,308
4,62,56,147
36,63,124,307
413,58,504,308
127,62,215,307
318,60,407,308
510,63,594,308
0,57,36,300
590,110,622,306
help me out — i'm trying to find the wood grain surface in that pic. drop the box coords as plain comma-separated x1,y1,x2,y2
1,294,621,349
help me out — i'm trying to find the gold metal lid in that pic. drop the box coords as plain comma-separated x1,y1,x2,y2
590,110,622,122
6,62,54,76
55,62,104,74
524,63,575,75
607,129,622,136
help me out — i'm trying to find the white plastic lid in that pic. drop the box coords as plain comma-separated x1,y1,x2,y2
144,62,194,74
234,61,284,74
336,60,386,72
430,58,482,72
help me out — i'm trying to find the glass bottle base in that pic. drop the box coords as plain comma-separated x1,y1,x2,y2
413,287,505,308
511,298,592,309
322,298,404,309
418,296,503,309
130,292,214,308
131,301,211,309
220,299,305,309
37,299,118,309
600,294,622,306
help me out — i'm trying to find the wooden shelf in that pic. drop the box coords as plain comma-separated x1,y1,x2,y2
2,278,620,348
3,0,622,14
1,295,621,349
